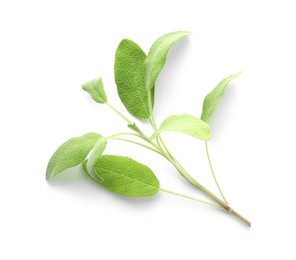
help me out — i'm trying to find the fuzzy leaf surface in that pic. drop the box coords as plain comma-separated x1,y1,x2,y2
91,155,160,197
86,137,107,182
201,72,241,122
46,133,102,180
144,31,191,90
82,77,107,103
153,114,210,141
114,39,150,119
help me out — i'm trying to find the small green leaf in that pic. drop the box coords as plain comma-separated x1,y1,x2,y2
114,39,150,120
128,123,140,132
201,72,241,122
144,31,191,91
153,114,210,141
46,133,102,180
91,155,160,197
82,77,107,104
128,123,146,136
86,137,107,182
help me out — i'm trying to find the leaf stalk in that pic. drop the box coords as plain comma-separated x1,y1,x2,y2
205,141,228,203
107,93,251,227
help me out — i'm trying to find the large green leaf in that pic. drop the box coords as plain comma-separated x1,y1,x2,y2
144,31,191,91
86,137,107,182
46,133,102,180
82,77,107,104
201,72,241,122
84,155,160,197
114,39,150,120
152,114,210,141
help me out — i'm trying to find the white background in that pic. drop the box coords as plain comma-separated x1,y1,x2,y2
1,0,295,259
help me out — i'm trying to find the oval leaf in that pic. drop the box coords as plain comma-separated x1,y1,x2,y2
91,155,160,197
86,137,107,182
82,77,107,104
114,39,150,120
201,72,241,122
144,31,191,91
153,114,210,141
46,133,102,180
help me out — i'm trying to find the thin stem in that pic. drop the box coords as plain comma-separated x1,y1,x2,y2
107,132,144,140
160,187,223,210
231,210,251,227
146,93,174,161
108,137,164,157
158,135,175,160
169,158,251,226
106,101,163,154
149,118,166,154
146,137,163,152
147,93,171,158
106,102,133,124
205,141,228,203
106,102,161,149
108,132,161,152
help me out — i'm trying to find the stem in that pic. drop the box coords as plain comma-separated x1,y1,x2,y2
147,93,172,158
230,210,251,227
205,141,228,203
170,158,251,227
145,93,250,226
105,101,163,156
149,111,174,160
150,118,167,155
107,132,145,140
106,102,160,150
158,135,175,160
106,102,132,124
108,137,164,157
105,98,250,226
160,187,223,210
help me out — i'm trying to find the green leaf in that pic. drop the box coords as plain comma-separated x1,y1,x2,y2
153,114,210,141
128,123,141,133
201,72,241,122
86,137,107,182
127,123,146,137
91,155,160,197
46,133,102,180
114,39,150,120
82,160,91,178
82,77,107,104
144,31,191,91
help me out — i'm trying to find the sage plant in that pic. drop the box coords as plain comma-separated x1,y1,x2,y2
46,31,250,227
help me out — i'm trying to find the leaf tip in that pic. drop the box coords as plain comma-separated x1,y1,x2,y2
82,77,107,103
81,77,102,90
45,170,53,181
170,30,191,36
234,71,243,78
174,30,192,39
183,30,192,35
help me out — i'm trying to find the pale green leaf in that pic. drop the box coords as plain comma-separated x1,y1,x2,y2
114,39,150,120
82,77,107,104
128,123,146,136
86,137,107,182
46,133,102,180
144,31,191,90
153,114,210,141
201,72,241,122
88,155,160,197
